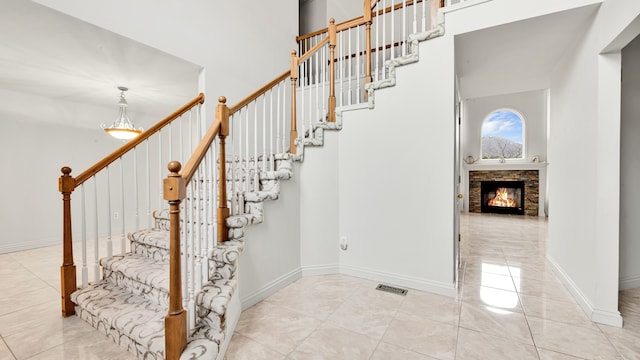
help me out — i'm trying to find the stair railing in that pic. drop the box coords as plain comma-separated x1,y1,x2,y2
58,94,205,318
294,0,442,117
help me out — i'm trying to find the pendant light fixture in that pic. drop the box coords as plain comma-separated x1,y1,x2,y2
103,86,143,140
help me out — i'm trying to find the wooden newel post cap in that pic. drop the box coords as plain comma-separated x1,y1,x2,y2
330,18,335,24
59,167,75,193
291,49,297,56
218,96,227,105
167,161,181,175
164,161,185,201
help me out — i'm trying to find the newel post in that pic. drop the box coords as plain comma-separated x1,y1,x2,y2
290,50,299,154
217,97,230,242
164,161,187,359
59,167,77,317
328,18,337,123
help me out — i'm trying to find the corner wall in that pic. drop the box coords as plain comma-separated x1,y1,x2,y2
620,34,640,290
548,0,640,326
336,34,456,295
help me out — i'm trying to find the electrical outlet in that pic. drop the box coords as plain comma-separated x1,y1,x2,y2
340,236,348,251
113,212,120,220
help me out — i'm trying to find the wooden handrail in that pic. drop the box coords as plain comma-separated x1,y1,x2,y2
229,71,290,114
297,0,425,43
74,93,205,187
298,36,330,64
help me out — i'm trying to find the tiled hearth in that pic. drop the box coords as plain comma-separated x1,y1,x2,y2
470,170,539,216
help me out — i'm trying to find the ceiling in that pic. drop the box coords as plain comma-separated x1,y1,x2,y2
455,4,600,99
0,0,201,129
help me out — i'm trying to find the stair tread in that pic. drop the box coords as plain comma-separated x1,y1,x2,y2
101,254,169,293
129,228,169,250
72,282,167,357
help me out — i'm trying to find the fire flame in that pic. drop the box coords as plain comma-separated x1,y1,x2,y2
488,187,516,208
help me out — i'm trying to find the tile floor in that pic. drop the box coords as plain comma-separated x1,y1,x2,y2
0,213,638,359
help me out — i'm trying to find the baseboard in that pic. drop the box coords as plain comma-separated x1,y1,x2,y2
240,268,302,310
0,238,59,254
300,263,340,277
619,276,640,291
547,255,623,327
339,264,457,297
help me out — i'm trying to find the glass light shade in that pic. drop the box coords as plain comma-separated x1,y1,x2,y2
104,87,143,140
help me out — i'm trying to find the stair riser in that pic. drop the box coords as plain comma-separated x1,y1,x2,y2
103,269,169,307
131,242,170,262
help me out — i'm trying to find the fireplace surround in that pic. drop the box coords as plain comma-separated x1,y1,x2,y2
468,169,540,216
481,181,525,215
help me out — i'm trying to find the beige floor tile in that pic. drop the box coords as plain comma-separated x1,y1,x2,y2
3,315,103,359
598,322,640,360
536,348,585,359
520,294,592,327
462,286,522,313
459,301,533,344
287,324,379,360
516,277,574,302
224,333,286,360
398,289,461,325
370,342,437,360
325,295,397,340
0,340,15,360
0,300,61,337
264,282,346,321
0,285,59,317
24,333,136,360
382,312,458,360
528,316,621,359
463,271,516,292
234,301,322,355
455,327,538,360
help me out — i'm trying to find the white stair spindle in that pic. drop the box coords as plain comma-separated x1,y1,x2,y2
134,147,139,231
81,184,88,288
269,89,274,171
382,0,387,79
403,0,407,56
348,28,353,105
301,62,306,141
245,107,250,197
422,0,427,32
413,0,418,33
262,95,267,173
356,26,362,103
254,101,259,192
146,140,151,229
120,158,126,255
391,0,395,61
106,165,113,259
339,31,345,107
93,176,100,284
375,10,380,81
158,131,162,211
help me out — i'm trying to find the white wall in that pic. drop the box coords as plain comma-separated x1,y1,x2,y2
34,0,299,122
300,0,328,34
619,34,640,290
239,164,301,308
548,0,640,326
337,34,456,295
0,118,120,253
462,90,548,163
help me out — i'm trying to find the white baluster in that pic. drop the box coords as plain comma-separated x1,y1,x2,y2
158,131,163,211
106,165,113,259
339,31,345,107
262,95,267,173
269,89,274,171
403,0,407,56
93,176,100,283
134,147,139,231
356,26,362,103
254,101,259,192
245,107,250,199
413,0,418,33
382,0,387,79
81,184,88,288
146,140,151,229
301,61,306,140
375,9,380,81
422,0,427,32
348,28,353,105
120,158,126,255
391,0,395,61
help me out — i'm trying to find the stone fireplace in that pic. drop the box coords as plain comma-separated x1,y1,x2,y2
468,169,540,216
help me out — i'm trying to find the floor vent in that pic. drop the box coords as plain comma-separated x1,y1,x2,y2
375,284,408,296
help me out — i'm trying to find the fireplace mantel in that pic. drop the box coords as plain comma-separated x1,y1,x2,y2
464,162,548,171
461,162,548,217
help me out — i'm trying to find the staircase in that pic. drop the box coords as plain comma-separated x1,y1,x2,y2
58,1,450,359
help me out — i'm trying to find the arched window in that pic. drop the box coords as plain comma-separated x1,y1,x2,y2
481,109,525,159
